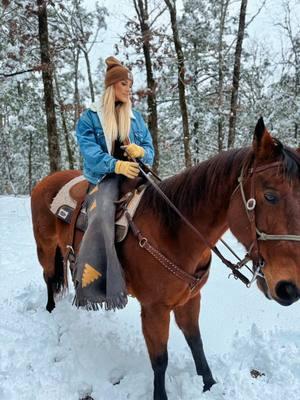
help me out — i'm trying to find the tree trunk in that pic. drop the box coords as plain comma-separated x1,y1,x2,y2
193,123,200,165
282,1,300,144
37,0,61,172
54,70,74,169
217,0,230,152
134,0,160,172
28,130,32,194
0,128,16,195
164,0,191,168
227,0,248,149
74,47,81,129
293,55,299,143
83,49,95,103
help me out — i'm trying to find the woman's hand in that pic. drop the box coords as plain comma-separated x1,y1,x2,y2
123,143,145,159
115,160,139,179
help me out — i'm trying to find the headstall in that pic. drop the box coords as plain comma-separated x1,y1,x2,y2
235,160,300,284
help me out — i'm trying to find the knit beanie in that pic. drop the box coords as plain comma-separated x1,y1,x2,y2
104,56,133,88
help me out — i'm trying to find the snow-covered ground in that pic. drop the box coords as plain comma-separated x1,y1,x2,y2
0,196,299,400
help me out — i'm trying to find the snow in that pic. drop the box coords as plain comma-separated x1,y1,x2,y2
0,196,299,400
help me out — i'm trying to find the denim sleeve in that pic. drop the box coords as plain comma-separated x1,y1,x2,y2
136,113,155,167
76,110,117,175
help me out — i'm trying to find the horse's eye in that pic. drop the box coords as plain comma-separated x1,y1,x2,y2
264,192,279,204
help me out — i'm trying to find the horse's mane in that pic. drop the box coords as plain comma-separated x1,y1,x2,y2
138,141,300,232
139,147,252,231
279,141,300,179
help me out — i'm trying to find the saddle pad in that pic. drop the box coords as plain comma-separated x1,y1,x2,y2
50,176,146,243
50,175,87,215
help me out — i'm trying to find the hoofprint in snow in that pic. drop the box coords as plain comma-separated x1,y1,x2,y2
0,196,299,400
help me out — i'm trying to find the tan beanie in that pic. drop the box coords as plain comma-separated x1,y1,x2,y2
104,56,133,88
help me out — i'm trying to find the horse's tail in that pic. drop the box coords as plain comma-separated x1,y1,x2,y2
53,246,68,297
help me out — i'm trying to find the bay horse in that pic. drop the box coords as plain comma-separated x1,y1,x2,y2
31,118,300,400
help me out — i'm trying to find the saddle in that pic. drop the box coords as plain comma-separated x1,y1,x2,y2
50,175,146,243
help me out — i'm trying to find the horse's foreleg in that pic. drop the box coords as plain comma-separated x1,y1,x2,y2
174,294,216,392
141,304,171,400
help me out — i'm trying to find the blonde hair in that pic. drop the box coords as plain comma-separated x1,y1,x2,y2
101,85,132,143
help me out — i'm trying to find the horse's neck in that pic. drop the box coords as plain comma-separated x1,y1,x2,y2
138,148,246,269
174,152,244,261
191,151,242,219
194,170,239,230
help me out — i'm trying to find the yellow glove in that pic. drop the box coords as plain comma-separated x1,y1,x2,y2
115,160,140,179
123,143,145,159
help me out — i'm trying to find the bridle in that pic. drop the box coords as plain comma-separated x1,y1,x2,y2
235,159,300,284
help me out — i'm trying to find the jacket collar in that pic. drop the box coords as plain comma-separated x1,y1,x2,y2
89,101,135,119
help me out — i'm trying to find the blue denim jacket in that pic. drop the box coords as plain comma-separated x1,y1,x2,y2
76,108,155,184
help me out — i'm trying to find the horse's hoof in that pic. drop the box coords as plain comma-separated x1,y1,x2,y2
46,302,55,313
203,378,216,392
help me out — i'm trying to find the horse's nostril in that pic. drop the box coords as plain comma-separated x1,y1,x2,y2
275,281,299,304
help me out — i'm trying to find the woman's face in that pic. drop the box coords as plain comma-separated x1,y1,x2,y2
114,79,132,103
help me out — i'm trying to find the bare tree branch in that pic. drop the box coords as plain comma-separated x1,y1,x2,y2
0,67,41,78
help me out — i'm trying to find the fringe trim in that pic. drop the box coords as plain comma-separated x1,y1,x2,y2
73,292,128,311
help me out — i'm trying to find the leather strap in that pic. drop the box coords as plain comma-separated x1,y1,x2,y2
64,200,84,278
126,211,212,291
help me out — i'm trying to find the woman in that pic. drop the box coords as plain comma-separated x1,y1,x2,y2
74,56,155,310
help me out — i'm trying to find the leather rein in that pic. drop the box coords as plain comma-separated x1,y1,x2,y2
125,157,300,291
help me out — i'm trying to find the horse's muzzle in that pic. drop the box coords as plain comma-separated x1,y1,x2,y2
256,276,272,300
275,280,300,306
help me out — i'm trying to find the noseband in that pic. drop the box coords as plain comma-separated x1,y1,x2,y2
236,160,300,281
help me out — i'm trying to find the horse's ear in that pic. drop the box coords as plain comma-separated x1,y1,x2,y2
254,117,266,143
253,117,278,160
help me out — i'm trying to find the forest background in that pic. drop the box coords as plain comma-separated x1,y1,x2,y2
0,0,299,194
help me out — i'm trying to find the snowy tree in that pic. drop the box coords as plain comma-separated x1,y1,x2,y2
227,0,248,148
180,0,236,157
164,0,192,167
119,0,170,173
37,0,61,172
0,0,109,193
50,0,108,103
273,0,300,144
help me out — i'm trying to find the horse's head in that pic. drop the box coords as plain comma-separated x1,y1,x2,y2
228,117,300,306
